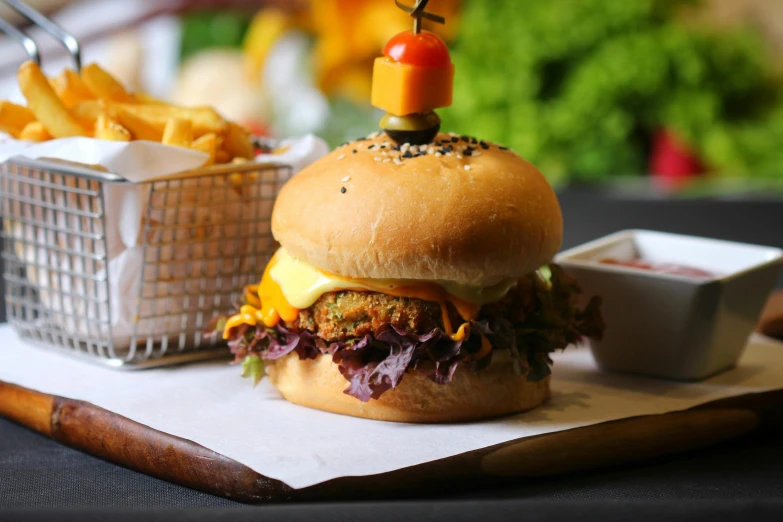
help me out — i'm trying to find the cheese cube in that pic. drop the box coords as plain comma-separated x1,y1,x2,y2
371,57,454,116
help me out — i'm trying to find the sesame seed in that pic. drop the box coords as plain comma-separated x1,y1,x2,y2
401,143,410,152
337,154,345,160
464,165,471,171
480,141,489,149
368,144,375,149
450,137,459,143
435,152,442,157
461,135,470,142
393,158,403,165
383,158,391,163
380,145,386,149
341,186,347,193
463,150,473,157
342,175,351,182
456,154,463,159
352,149,357,154
402,151,413,158
374,157,382,162
499,146,509,150
471,138,478,144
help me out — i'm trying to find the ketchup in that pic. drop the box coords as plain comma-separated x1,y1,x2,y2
600,258,715,278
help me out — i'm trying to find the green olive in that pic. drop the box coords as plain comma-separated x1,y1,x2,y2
380,111,441,131
380,111,441,145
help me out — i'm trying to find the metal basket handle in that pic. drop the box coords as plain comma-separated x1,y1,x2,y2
0,14,38,64
0,0,81,70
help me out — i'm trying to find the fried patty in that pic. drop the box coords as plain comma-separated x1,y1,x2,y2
290,291,446,342
287,285,532,343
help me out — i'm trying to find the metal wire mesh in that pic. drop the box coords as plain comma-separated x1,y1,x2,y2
0,158,291,368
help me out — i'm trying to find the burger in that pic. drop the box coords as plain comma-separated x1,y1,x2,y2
216,130,603,422
217,11,601,422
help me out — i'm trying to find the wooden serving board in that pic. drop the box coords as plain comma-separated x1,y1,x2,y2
1,382,782,503
1,291,782,503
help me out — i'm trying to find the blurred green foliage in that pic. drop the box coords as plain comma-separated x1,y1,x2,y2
180,10,252,61
442,0,783,182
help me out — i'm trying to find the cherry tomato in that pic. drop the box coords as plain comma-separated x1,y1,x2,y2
383,30,451,68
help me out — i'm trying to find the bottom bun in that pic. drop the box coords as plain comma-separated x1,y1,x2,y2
266,351,551,423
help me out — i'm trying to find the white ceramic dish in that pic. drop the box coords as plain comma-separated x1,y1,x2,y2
556,230,783,380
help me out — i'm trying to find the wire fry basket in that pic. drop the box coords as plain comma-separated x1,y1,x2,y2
0,0,293,367
1,157,291,368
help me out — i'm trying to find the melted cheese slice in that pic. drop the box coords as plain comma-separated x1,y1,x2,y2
228,248,519,342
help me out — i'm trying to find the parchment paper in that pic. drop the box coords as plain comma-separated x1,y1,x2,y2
0,135,327,347
1,324,781,489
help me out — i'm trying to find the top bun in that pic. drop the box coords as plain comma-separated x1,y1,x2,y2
272,132,562,286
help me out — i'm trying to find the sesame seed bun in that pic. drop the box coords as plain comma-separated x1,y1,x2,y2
271,132,562,286
266,350,550,423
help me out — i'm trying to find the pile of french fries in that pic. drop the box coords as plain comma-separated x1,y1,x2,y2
0,61,255,165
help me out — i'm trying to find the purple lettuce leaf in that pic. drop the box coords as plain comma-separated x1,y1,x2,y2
332,334,403,401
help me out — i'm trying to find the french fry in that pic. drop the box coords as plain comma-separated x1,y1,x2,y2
134,92,166,105
106,102,228,137
223,122,255,160
0,101,36,138
70,99,101,129
215,148,231,164
17,61,88,138
106,102,163,141
19,121,52,142
227,157,255,195
162,117,193,148
8,60,246,166
95,113,131,141
190,133,218,165
80,63,135,103
52,69,94,108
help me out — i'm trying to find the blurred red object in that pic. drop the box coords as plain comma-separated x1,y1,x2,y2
649,128,705,178
244,121,269,137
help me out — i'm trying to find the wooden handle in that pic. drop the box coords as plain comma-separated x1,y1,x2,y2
0,381,53,437
51,398,294,503
0,381,293,502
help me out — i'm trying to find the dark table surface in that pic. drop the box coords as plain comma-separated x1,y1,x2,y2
2,189,783,521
